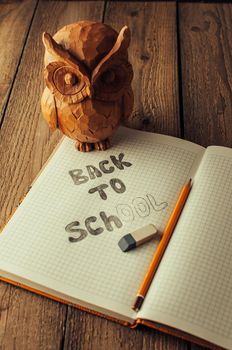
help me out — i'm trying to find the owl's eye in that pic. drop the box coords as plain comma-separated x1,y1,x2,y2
92,62,133,101
100,67,124,89
53,67,84,95
64,73,78,86
44,62,90,104
101,70,116,84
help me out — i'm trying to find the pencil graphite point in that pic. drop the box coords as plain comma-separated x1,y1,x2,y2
132,295,144,312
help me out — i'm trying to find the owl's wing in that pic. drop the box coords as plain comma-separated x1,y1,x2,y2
41,87,58,131
122,86,134,122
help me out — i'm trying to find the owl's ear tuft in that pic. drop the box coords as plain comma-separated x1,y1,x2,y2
42,32,51,49
42,31,91,90
117,26,131,52
42,31,70,64
91,25,133,101
92,25,132,84
42,32,59,54
42,32,60,56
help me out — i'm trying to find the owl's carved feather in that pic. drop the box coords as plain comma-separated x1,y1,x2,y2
41,87,58,130
122,86,134,121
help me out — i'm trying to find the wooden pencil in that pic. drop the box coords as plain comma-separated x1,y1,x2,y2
132,179,192,312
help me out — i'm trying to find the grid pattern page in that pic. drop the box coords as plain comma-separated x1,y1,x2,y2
139,147,232,349
0,127,203,319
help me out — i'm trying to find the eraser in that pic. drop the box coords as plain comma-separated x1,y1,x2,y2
118,234,136,252
118,224,158,252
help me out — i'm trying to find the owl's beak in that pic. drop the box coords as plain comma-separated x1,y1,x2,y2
86,86,93,99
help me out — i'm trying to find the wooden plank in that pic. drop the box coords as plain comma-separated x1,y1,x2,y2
179,3,232,147
0,0,38,125
63,308,188,350
0,286,67,349
0,1,104,349
179,4,232,350
63,2,187,350
104,1,180,136
0,282,11,344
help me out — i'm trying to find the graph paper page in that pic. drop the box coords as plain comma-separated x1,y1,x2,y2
0,127,203,321
139,146,232,349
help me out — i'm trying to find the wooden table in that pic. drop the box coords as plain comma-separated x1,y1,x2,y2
0,1,231,349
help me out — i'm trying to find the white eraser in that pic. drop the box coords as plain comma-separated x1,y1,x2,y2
118,224,158,252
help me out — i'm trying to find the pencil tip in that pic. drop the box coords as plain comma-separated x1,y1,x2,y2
132,295,144,312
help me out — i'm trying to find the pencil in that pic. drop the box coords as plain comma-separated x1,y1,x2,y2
132,178,192,312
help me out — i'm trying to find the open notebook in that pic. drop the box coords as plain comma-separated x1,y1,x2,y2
1,127,232,350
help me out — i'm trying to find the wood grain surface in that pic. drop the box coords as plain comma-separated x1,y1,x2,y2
1,1,232,349
104,1,180,136
0,0,38,124
179,2,232,147
0,1,103,349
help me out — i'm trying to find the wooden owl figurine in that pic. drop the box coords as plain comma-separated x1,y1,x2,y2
41,21,134,151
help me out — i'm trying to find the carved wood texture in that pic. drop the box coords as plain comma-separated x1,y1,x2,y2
41,22,134,151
